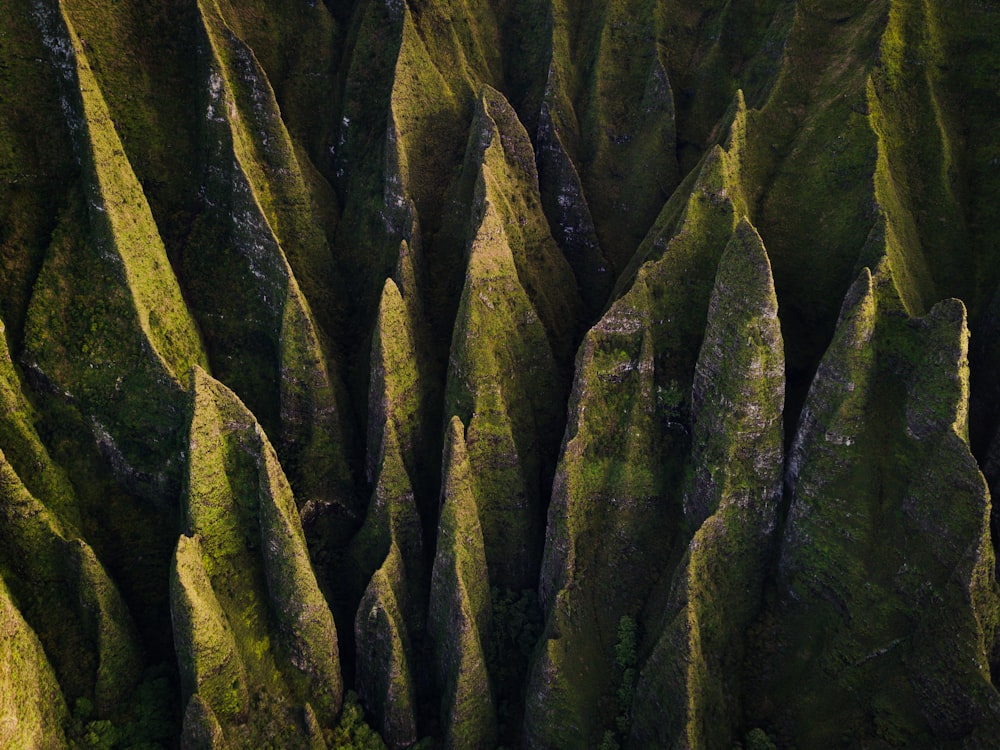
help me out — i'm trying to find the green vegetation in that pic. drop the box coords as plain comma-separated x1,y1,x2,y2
2,0,1000,747
428,416,497,749
172,369,343,746
443,84,578,590
354,544,418,749
631,217,784,747
329,692,388,750
526,100,753,748
0,572,69,748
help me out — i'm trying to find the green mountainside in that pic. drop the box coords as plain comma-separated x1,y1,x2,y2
1,0,1000,747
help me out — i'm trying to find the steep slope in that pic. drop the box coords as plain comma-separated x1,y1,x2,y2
525,102,754,747
630,218,784,748
428,417,497,749
444,85,579,592
0,573,69,748
171,368,342,747
1,1,1000,747
25,0,206,500
536,0,680,309
748,260,1000,746
188,0,355,515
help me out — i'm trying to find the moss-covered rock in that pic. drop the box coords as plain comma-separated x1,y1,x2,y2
171,534,249,722
0,0,78,349
0,571,69,749
753,258,1000,746
351,274,433,746
181,694,229,750
366,275,435,518
257,430,344,726
355,543,419,750
189,0,354,515
23,0,206,501
538,0,681,277
2,1,1000,746
349,424,424,612
0,446,142,716
444,85,579,591
0,317,79,531
629,218,784,748
172,367,343,745
525,102,751,748
428,416,497,750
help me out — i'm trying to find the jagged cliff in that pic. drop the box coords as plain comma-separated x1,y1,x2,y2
2,0,1000,747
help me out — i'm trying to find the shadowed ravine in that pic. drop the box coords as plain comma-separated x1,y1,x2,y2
2,0,1000,747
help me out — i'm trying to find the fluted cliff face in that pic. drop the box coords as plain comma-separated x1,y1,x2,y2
2,1,1000,747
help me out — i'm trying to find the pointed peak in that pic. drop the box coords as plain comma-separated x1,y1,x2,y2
478,82,505,108
468,84,538,187
734,88,747,112
834,266,876,332
719,89,749,156
175,532,203,561
446,415,467,447
723,217,774,282
907,297,971,441
379,276,404,316
189,363,212,391
710,219,778,322
734,214,759,238
440,415,474,516
926,296,967,329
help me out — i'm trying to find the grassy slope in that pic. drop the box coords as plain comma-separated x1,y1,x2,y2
444,85,579,593
355,542,420,749
428,416,497,749
191,0,355,515
0,572,69,748
0,0,78,350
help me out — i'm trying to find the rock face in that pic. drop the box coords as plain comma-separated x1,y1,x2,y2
525,101,754,748
753,259,1000,746
428,417,497,750
355,543,419,750
630,217,784,749
444,85,579,592
0,573,69,749
1,0,1000,748
170,368,342,747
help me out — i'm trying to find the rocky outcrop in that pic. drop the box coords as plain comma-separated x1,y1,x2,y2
355,543,419,749
443,85,578,591
24,0,206,500
170,367,343,746
630,218,784,748
188,0,353,514
428,416,497,749
1,1,1000,747
525,100,753,748
753,259,1000,746
0,573,69,749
